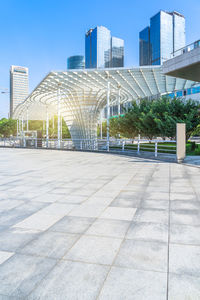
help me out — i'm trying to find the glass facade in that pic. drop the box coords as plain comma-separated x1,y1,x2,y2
111,37,124,68
139,10,185,66
85,26,124,69
139,27,151,65
67,56,85,69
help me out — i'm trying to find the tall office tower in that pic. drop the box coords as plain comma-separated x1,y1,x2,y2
139,10,185,66
10,65,29,118
85,26,124,69
67,55,85,69
111,37,124,67
139,27,151,66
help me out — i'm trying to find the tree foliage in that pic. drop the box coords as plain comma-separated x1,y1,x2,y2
106,97,200,140
0,118,17,137
0,117,71,138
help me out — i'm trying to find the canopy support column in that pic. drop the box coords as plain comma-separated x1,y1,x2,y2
17,119,19,137
46,108,49,148
100,110,103,139
57,86,61,149
106,81,110,152
118,87,121,116
26,108,29,131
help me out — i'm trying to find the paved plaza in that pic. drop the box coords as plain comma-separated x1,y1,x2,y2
0,148,200,299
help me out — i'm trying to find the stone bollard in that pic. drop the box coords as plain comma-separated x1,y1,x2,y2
176,123,186,163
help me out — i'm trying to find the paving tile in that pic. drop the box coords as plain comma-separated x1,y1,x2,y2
170,224,200,245
171,200,200,211
32,193,63,203
68,204,105,218
0,202,47,227
39,203,77,216
28,260,109,300
0,200,24,213
84,196,113,206
110,197,141,208
141,200,169,210
0,251,14,265
170,210,200,226
170,193,197,201
99,266,167,300
57,194,88,204
0,228,39,252
115,239,168,272
64,235,122,265
49,216,95,234
0,254,56,298
19,231,79,259
126,222,168,242
100,207,137,221
169,244,200,276
13,212,64,231
134,208,168,224
86,218,130,238
143,192,169,201
168,273,200,300
0,294,15,299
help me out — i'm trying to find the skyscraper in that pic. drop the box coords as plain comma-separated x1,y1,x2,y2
139,11,185,66
67,55,85,69
139,27,151,66
10,65,29,118
85,26,124,69
111,37,124,68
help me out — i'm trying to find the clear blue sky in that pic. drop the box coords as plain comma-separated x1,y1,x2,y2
0,0,199,118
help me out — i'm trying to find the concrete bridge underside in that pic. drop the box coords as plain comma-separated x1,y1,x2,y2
163,47,200,82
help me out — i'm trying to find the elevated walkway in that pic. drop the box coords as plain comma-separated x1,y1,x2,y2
163,40,200,82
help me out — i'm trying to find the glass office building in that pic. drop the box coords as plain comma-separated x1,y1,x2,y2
139,27,151,66
67,55,85,69
139,11,185,66
10,65,29,118
111,37,124,67
85,26,124,69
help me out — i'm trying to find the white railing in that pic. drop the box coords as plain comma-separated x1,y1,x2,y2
172,39,200,58
0,137,176,158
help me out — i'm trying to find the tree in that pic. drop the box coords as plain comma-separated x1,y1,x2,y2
191,124,200,136
105,97,200,140
0,118,17,137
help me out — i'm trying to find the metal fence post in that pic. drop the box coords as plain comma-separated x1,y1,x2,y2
155,142,158,157
137,140,140,154
122,140,125,151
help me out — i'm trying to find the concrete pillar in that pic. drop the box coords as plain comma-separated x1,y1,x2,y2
176,123,186,163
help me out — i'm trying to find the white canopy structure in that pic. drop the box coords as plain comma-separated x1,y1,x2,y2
13,66,196,145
